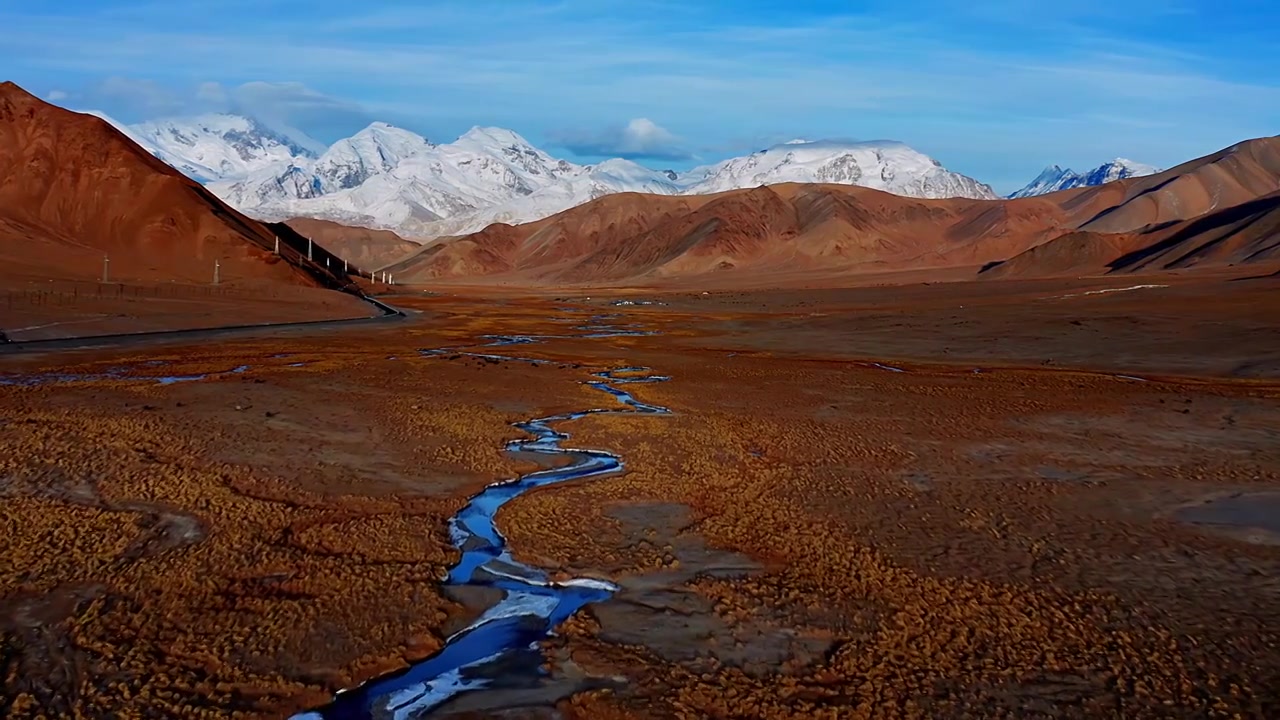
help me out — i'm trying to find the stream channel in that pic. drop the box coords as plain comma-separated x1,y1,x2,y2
301,316,670,719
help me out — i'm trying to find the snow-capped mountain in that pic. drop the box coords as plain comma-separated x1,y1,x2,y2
209,125,682,237
312,122,435,191
79,106,999,240
681,139,997,200
83,111,321,183
207,130,992,238
1009,159,1160,199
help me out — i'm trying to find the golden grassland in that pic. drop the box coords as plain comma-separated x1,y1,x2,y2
500,351,1280,718
2,292,1278,718
0,329,591,718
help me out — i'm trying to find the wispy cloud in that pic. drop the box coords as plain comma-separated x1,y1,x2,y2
552,119,693,161
2,0,1277,192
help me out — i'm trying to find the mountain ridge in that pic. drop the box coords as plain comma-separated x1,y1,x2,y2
385,135,1280,286
77,108,996,240
1010,158,1160,199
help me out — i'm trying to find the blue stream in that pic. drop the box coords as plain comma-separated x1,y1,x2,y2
305,334,670,719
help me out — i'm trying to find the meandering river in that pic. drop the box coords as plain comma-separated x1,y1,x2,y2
302,320,670,719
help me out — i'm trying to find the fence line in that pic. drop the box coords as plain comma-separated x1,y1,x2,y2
3,231,389,317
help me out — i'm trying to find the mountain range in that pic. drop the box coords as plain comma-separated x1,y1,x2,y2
3,80,1276,299
81,108,1174,241
79,107,1181,243
381,135,1280,286
1008,159,1160,199
81,111,1121,239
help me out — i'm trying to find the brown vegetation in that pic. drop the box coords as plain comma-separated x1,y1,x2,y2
2,283,1278,718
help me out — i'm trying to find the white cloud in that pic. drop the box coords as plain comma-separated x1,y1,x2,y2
195,81,227,104
92,76,187,116
47,76,373,144
553,118,692,160
226,81,373,145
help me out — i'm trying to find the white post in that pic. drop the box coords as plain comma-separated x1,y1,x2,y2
343,258,347,272
370,270,375,281
307,237,313,261
389,274,393,285
273,236,279,255
325,257,330,268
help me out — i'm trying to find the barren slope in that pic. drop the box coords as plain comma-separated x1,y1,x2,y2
0,81,376,339
284,217,418,273
990,190,1280,279
0,82,354,291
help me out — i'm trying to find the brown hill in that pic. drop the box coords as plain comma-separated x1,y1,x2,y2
989,191,1280,279
0,81,358,292
397,136,1280,287
388,184,1093,285
1072,137,1280,233
284,217,418,273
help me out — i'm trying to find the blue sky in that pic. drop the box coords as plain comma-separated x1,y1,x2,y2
2,0,1278,193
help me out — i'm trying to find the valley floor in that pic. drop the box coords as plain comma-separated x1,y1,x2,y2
1,275,1277,718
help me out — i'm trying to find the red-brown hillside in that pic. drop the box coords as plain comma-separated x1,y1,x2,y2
284,217,418,273
990,190,1280,279
0,81,355,291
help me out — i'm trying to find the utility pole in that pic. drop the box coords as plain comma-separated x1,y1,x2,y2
102,255,109,283
213,259,220,285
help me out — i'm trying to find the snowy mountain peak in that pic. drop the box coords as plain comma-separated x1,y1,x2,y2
458,126,537,150
684,139,994,199
77,110,303,183
1109,158,1160,175
311,124,434,192
345,122,430,144
1010,158,1161,198
92,104,1005,240
128,113,320,180
587,158,682,194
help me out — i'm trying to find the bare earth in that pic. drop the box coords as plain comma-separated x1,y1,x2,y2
1,274,1277,719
